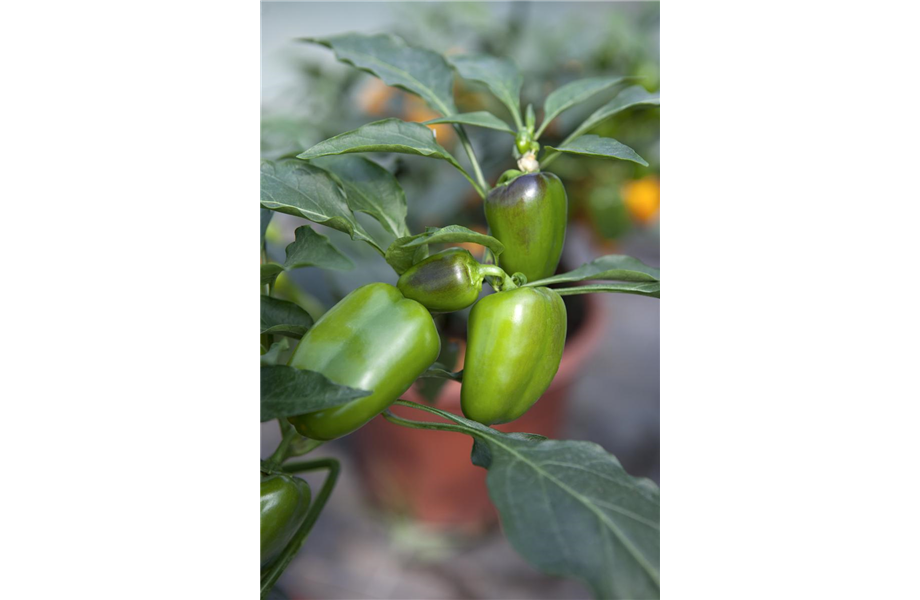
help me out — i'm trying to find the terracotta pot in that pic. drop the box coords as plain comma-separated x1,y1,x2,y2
353,291,607,532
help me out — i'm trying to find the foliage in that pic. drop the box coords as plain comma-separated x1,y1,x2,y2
261,24,660,600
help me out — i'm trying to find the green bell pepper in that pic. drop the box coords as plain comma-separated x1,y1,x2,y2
287,283,440,440
397,248,511,313
260,474,311,568
461,286,567,425
484,172,568,283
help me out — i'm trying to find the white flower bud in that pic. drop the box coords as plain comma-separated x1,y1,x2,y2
517,151,538,173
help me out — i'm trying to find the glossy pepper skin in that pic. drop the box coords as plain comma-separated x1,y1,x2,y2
397,248,507,312
461,286,566,425
287,283,440,440
260,474,311,568
484,172,567,284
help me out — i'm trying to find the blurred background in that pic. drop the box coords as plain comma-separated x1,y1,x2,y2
260,2,920,598
261,2,659,598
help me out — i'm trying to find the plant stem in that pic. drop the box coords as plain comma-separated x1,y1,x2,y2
539,150,560,169
453,125,489,197
290,438,325,457
264,422,298,470
365,239,387,257
260,458,340,599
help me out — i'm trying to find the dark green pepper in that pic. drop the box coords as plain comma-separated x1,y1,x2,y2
288,283,440,440
484,172,568,284
397,248,510,312
260,474,311,568
461,286,566,425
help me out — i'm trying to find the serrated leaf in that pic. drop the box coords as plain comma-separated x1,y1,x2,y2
544,135,648,167
308,156,409,237
297,119,474,186
531,254,660,286
425,111,515,134
261,365,371,422
260,296,314,338
538,76,638,138
302,32,457,116
384,225,505,275
260,159,372,243
568,85,660,141
450,55,523,126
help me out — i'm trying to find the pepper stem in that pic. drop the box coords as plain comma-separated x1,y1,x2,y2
480,264,516,291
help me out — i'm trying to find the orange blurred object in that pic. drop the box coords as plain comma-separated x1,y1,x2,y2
404,95,456,147
455,225,488,255
358,79,455,146
357,78,395,116
623,176,660,224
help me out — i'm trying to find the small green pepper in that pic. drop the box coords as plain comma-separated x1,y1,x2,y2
260,474,311,568
461,286,567,425
287,283,440,440
485,172,568,284
397,248,511,312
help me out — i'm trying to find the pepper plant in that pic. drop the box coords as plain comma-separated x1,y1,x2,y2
260,32,661,600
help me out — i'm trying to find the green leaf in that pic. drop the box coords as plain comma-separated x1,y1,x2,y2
260,296,314,338
424,111,515,134
530,254,660,286
260,365,370,422
283,226,354,271
301,32,457,116
260,208,273,247
385,235,428,275
260,159,372,243
262,227,354,286
260,338,292,366
450,55,523,127
401,225,504,252
308,156,409,238
385,402,659,599
544,135,648,167
568,85,660,141
553,282,660,299
537,76,638,139
476,435,660,598
261,263,285,286
384,225,505,275
297,119,475,187
418,363,463,383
